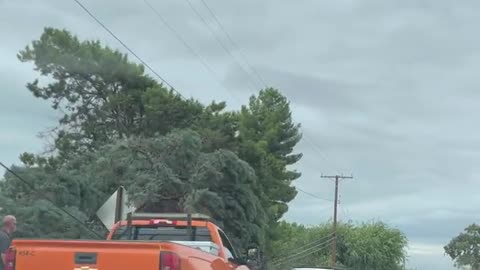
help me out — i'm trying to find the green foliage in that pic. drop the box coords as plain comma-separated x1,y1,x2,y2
238,88,302,220
4,27,305,259
237,88,303,257
445,223,480,270
17,27,203,157
269,221,408,270
268,221,332,269
194,101,240,152
0,166,102,239
186,149,266,249
1,130,266,251
339,222,407,270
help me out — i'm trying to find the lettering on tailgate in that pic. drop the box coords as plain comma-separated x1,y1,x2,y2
18,250,35,256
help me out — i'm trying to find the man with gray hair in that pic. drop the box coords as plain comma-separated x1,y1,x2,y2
0,215,16,270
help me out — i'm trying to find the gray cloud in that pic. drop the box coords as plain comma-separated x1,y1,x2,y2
3,0,480,269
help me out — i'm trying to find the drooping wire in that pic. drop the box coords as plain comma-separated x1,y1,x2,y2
142,0,244,103
272,237,334,267
273,231,335,258
273,241,331,267
272,237,333,265
183,0,261,91
197,0,267,88
296,187,332,202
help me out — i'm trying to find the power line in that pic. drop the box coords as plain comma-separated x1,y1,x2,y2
296,186,332,202
0,161,103,239
302,132,345,174
151,0,345,181
142,0,242,102
73,0,210,161
274,232,335,258
272,237,333,265
151,0,345,175
157,0,341,177
73,0,182,97
272,238,334,267
197,0,267,88
183,0,261,91
190,0,347,174
143,0,208,69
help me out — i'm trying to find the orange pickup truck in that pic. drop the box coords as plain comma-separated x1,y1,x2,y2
5,213,255,270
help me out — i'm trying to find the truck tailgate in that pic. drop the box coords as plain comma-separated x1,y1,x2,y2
12,239,163,269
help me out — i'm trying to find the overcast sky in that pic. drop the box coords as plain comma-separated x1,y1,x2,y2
2,0,479,269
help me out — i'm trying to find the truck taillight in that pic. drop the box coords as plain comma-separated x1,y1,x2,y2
5,248,15,270
160,251,180,270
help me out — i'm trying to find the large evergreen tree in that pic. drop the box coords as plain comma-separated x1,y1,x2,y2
238,88,302,221
17,27,203,158
237,88,303,258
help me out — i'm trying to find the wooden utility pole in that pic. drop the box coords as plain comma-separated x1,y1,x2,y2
321,174,353,269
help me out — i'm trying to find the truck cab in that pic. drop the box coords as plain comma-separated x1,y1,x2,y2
108,212,242,264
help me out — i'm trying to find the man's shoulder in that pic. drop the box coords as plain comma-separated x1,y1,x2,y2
0,231,9,240
0,230,11,254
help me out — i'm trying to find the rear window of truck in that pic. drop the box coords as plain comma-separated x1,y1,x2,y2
112,225,212,241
